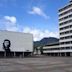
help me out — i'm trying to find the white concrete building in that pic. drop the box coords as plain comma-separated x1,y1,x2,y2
0,30,33,57
43,0,72,56
43,43,60,56
59,0,72,56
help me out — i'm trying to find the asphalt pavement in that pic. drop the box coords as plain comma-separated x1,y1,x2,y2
0,57,72,72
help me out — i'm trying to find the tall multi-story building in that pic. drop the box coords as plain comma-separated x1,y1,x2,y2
43,0,72,56
59,0,72,56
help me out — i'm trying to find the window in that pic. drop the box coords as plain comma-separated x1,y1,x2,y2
66,47,70,49
70,25,72,28
59,9,72,16
70,30,72,33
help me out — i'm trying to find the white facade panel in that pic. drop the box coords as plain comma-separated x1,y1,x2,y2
43,49,72,53
59,44,72,47
59,39,72,42
43,45,59,49
59,12,72,19
0,30,33,52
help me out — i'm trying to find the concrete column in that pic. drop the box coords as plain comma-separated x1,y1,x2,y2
70,52,72,56
53,53,55,56
4,52,6,57
65,52,67,56
14,52,16,57
60,53,62,56
58,53,60,56
50,53,51,56
58,53,59,56
23,52,24,57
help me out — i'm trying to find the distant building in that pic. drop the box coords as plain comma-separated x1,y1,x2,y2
0,30,33,57
43,42,60,56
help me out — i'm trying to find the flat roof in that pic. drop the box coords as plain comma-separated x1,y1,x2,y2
0,30,33,36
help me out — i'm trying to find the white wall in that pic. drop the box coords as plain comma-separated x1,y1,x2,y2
0,30,33,52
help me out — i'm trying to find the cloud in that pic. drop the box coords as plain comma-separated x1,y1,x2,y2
23,27,59,41
0,16,59,41
0,16,19,31
4,16,16,24
28,7,49,19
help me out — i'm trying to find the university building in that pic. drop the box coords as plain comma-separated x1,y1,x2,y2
0,30,33,57
43,0,72,56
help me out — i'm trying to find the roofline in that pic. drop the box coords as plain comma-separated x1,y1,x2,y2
0,30,33,35
58,1,72,12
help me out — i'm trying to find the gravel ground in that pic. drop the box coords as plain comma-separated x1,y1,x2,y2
0,57,72,72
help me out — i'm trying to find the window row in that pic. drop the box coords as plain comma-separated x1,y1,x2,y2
59,9,72,16
59,19,72,26
60,25,72,30
59,14,72,21
59,4,72,12
43,47,72,51
60,41,72,45
60,35,72,40
60,30,72,35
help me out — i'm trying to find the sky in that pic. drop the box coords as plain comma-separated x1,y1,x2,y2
0,0,69,41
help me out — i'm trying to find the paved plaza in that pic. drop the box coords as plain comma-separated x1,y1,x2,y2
0,57,72,72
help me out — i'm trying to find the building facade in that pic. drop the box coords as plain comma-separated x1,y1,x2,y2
43,0,72,56
59,0,72,56
43,43,60,56
0,30,33,57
